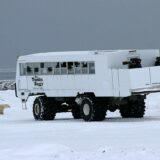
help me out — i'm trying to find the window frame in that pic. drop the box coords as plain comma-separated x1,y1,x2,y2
22,61,95,76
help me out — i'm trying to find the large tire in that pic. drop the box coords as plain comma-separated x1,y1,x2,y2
80,97,106,121
119,104,131,118
120,98,145,118
72,104,81,119
33,96,56,120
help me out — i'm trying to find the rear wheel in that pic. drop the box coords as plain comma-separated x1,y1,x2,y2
33,96,56,120
120,98,145,118
80,97,106,121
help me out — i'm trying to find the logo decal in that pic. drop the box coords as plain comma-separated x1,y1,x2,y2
32,76,43,87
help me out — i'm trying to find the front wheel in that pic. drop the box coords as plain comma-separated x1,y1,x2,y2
33,96,56,120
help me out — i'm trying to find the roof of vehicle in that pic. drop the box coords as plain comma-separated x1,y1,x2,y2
18,49,160,61
18,50,125,61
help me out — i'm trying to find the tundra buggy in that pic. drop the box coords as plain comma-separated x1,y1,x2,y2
15,50,160,121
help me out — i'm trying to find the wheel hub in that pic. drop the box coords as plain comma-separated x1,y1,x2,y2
34,103,40,115
83,104,90,116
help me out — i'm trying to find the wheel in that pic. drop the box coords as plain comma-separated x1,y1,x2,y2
33,96,56,120
120,98,145,118
119,104,130,118
131,99,145,118
80,97,95,121
80,97,106,121
72,104,81,119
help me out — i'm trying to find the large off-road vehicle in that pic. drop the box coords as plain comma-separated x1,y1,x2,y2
15,50,160,121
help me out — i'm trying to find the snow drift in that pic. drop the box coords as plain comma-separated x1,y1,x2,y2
1,90,160,160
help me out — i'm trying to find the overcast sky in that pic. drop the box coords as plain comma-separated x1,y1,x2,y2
0,0,160,68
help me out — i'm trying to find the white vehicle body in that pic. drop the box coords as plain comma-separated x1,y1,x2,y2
15,50,160,121
16,49,160,100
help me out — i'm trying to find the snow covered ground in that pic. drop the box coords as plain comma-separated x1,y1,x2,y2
1,90,160,160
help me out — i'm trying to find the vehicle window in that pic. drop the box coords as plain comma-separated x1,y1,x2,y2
45,62,53,75
34,68,39,73
82,62,88,74
47,67,53,73
89,62,95,74
26,63,33,75
40,63,44,68
54,62,60,75
75,62,81,74
60,62,67,75
39,63,47,75
33,63,40,75
68,62,74,74
19,63,26,76
23,61,95,76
